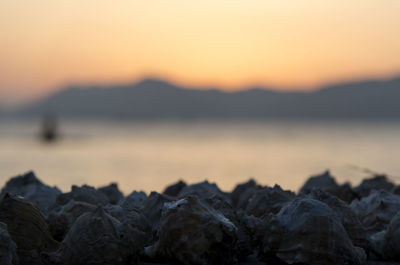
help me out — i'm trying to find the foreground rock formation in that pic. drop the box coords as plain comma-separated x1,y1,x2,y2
0,170,399,265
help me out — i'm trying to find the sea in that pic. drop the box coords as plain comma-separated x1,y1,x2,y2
1,119,399,194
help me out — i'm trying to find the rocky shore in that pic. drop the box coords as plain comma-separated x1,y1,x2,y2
0,171,400,265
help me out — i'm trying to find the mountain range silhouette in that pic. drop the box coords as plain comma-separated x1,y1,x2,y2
19,77,400,120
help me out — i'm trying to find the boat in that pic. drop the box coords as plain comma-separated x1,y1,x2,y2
40,115,59,142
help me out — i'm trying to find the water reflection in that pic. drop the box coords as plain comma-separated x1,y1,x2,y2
0,120,399,194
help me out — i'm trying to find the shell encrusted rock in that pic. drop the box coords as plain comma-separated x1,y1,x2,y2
0,222,18,265
44,206,146,265
145,196,238,265
260,198,366,265
1,171,400,264
0,193,59,265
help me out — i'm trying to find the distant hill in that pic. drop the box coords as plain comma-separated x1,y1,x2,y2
20,77,400,120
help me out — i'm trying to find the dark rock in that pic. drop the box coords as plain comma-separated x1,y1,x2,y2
46,212,69,242
0,222,18,265
350,190,400,235
44,206,146,265
334,182,360,204
300,170,338,194
105,204,152,243
56,185,108,206
1,171,61,213
354,175,395,198
120,191,147,210
201,195,253,260
309,189,369,250
368,230,386,260
140,192,174,233
178,180,229,201
46,200,97,241
299,170,358,203
383,212,400,261
0,193,59,265
145,196,238,265
1,171,43,190
245,184,295,218
97,183,123,204
162,180,187,197
231,179,260,208
260,198,366,265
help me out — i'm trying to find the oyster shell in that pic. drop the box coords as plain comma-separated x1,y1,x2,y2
309,189,368,250
105,204,152,242
97,183,123,204
0,171,61,213
201,194,254,260
382,212,400,260
177,180,229,201
145,196,238,265
354,174,395,198
350,190,400,235
140,192,174,233
231,179,260,209
0,222,18,265
56,185,108,206
245,184,295,218
0,193,59,265
120,191,147,211
45,206,146,265
260,198,366,265
46,200,97,241
162,180,187,197
299,170,358,203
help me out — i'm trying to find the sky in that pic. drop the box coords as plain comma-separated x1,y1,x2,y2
1,0,400,105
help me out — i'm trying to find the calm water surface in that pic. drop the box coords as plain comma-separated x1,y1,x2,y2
0,119,399,194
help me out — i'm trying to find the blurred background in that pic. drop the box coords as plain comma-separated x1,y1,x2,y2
1,0,400,193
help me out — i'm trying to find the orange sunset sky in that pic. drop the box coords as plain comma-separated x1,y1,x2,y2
1,0,400,104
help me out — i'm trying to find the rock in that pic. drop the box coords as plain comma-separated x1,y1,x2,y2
350,190,400,235
44,206,146,265
333,182,360,204
368,230,386,259
120,191,147,211
145,196,238,265
231,179,260,209
300,170,338,194
46,200,97,241
237,254,265,265
0,171,61,213
178,180,229,201
140,192,174,233
391,186,400,195
24,185,63,214
56,185,108,206
105,204,152,243
4,173,400,264
46,212,69,243
162,180,187,197
0,193,59,265
0,222,18,265
299,170,358,203
1,171,43,193
309,189,368,250
236,211,264,246
383,212,400,261
260,198,366,265
354,175,395,198
98,183,123,204
201,195,253,260
245,184,295,218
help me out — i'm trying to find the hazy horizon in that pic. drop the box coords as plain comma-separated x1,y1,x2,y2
1,0,400,105
2,74,400,109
